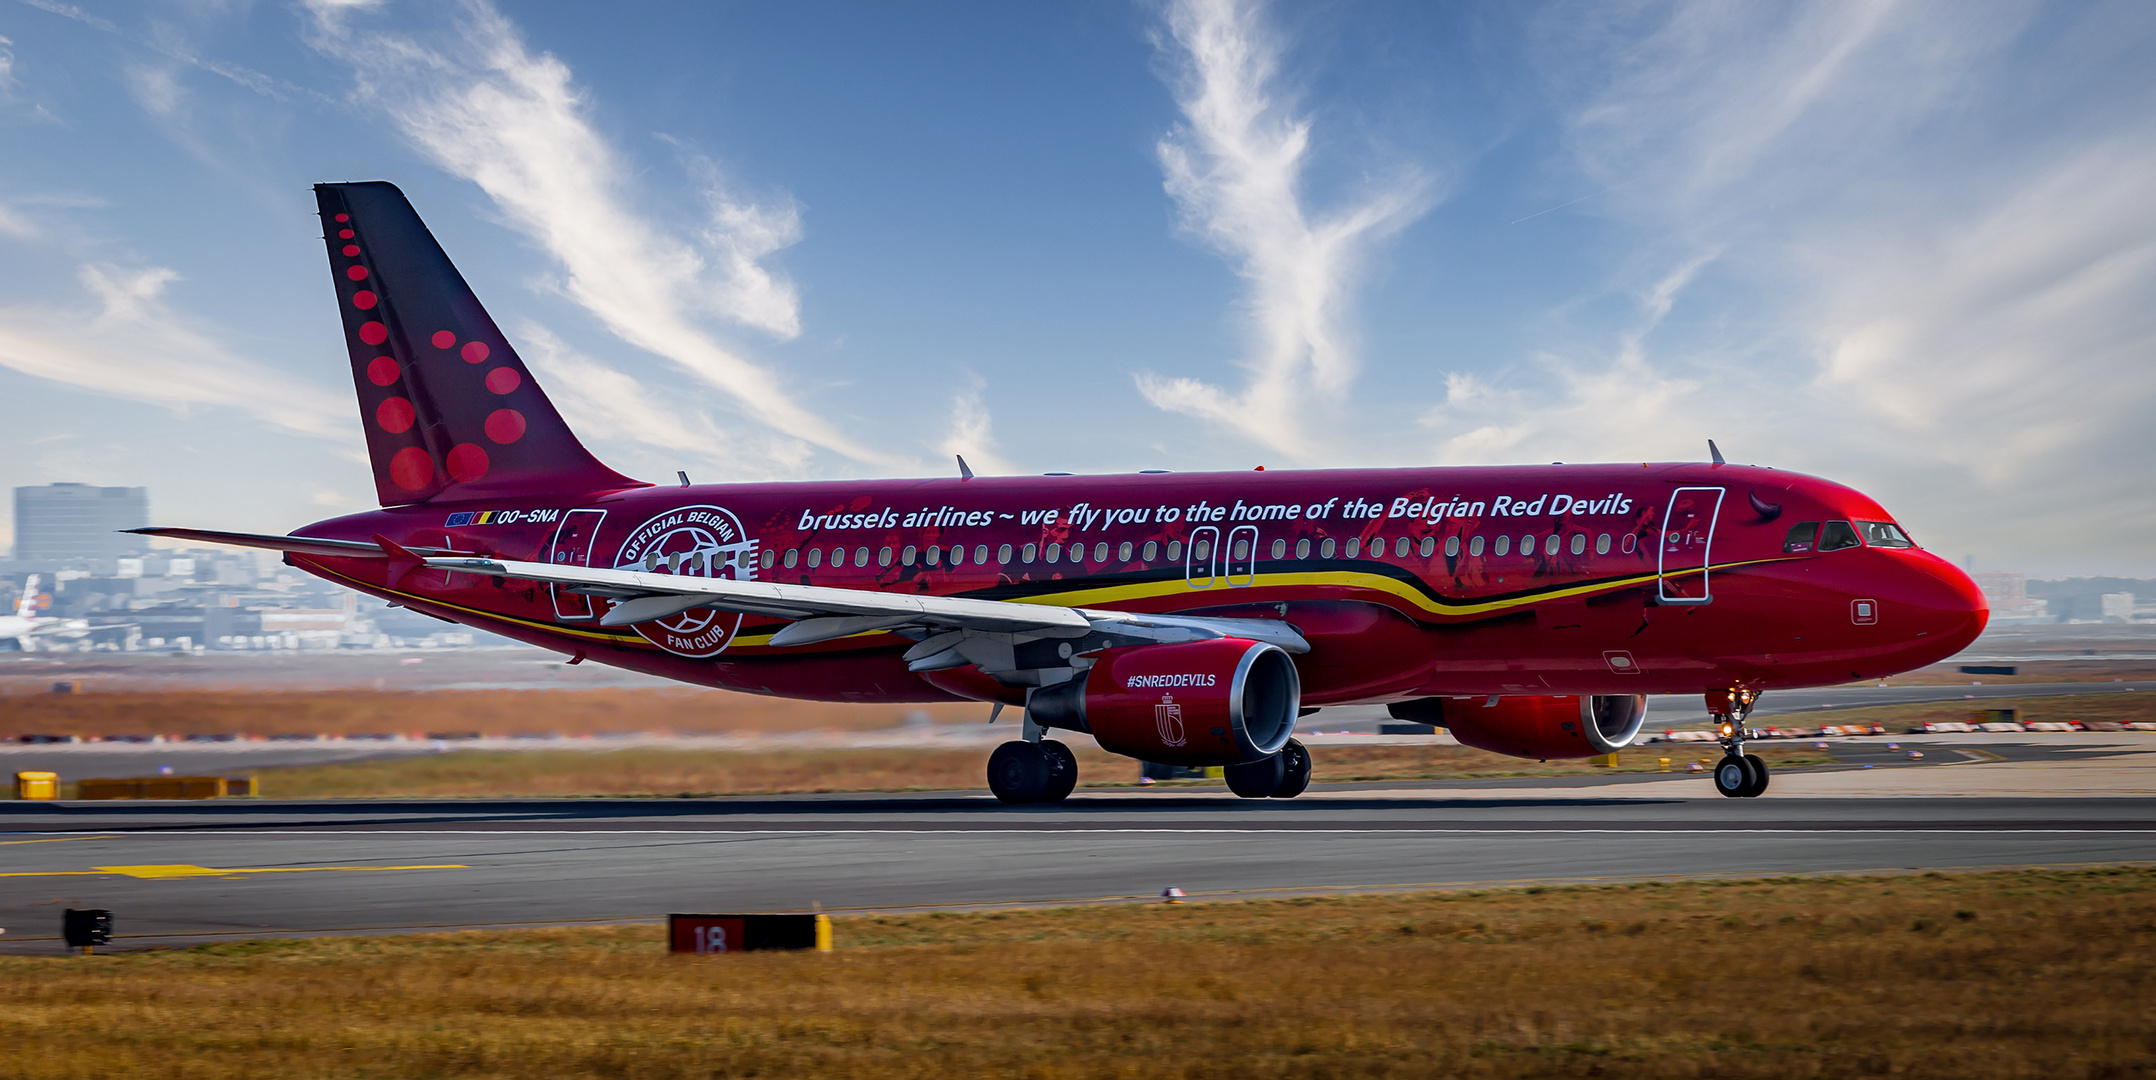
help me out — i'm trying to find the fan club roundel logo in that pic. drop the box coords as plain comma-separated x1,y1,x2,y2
612,505,759,658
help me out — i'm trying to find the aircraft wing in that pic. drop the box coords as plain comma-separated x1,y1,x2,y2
423,555,1309,662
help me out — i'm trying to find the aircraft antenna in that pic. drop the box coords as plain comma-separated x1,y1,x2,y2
1707,440,1726,466
957,455,975,481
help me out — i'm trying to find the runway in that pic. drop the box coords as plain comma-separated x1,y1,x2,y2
6,753,2155,952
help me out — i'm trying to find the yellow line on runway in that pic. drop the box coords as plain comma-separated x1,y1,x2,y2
0,864,466,879
0,834,119,846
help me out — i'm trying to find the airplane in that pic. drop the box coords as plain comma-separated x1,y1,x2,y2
136,182,1989,802
0,575,91,651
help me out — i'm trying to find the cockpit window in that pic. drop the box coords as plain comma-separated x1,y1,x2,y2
1817,520,1861,552
1857,521,1915,548
1783,521,1819,553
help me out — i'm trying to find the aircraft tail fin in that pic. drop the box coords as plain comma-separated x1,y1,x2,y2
314,182,647,506
15,575,35,620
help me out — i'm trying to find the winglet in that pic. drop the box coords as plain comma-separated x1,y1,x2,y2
957,455,975,481
1708,439,1726,466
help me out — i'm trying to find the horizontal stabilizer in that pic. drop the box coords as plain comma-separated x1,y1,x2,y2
128,527,450,560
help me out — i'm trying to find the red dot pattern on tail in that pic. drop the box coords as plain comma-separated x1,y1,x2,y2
447,443,489,482
460,341,490,364
353,290,377,310
389,447,434,491
359,322,388,345
485,409,527,444
342,244,359,257
376,397,416,434
484,367,521,394
432,330,456,349
367,357,399,386
347,265,369,282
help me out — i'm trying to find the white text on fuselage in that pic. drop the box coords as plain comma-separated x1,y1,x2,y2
792,493,1639,533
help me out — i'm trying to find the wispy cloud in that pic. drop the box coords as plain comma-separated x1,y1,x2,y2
1136,0,1433,456
303,0,892,468
0,263,353,442
1496,0,2156,572
513,322,741,464
937,379,1015,477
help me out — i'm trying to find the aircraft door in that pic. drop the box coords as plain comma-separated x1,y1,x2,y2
545,509,607,619
1657,487,1725,605
1186,526,1219,589
1226,525,1258,586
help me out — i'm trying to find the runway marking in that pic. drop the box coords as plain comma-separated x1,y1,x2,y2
0,834,117,846
0,863,467,879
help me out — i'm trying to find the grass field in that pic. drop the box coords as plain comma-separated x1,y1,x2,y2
3,867,2150,1078
233,741,1835,798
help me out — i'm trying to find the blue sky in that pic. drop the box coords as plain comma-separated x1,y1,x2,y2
0,0,2150,576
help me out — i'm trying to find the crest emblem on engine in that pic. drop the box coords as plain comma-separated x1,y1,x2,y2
1155,693,1188,748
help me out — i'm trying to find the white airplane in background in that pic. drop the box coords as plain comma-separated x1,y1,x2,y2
0,576,89,650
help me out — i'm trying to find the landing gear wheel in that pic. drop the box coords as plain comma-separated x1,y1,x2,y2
1040,740,1078,802
1713,754,1750,799
1225,754,1285,799
1743,753,1770,797
987,741,1051,804
1272,739,1312,799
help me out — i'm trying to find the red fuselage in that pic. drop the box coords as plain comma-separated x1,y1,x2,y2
287,461,1988,707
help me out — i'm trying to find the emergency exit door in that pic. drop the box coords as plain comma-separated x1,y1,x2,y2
545,509,607,619
1657,487,1724,605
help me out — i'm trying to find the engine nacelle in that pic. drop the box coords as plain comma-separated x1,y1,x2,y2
1390,694,1648,759
1028,638,1300,765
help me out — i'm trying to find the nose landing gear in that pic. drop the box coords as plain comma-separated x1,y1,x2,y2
1709,688,1769,798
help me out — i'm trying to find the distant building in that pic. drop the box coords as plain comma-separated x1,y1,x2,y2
1973,572,2054,625
12,483,149,569
2101,593,2139,623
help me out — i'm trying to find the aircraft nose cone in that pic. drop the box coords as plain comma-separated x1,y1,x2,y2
1897,551,1990,664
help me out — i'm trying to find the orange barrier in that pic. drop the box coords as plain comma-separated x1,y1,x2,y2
75,776,252,800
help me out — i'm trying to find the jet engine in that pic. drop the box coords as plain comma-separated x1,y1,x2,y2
1028,637,1300,765
1390,694,1648,760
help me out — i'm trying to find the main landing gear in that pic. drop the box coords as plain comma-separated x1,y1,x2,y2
987,738,1078,804
1225,738,1312,799
1709,688,1770,798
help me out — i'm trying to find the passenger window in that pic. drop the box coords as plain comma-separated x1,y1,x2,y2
948,546,964,567
1296,538,1311,559
1783,522,1819,553
1194,539,1210,561
1419,537,1434,557
1622,534,1637,553
1857,521,1915,548
1091,542,1106,562
784,548,799,568
1569,534,1585,555
902,545,917,566
1046,543,1061,562
760,549,775,570
806,548,822,568
1166,540,1182,561
926,545,942,566
1469,535,1484,556
1494,536,1510,556
1143,541,1158,561
1022,543,1036,564
1444,536,1460,557
1370,537,1385,557
1270,539,1285,559
1818,520,1861,552
1519,535,1535,555
1320,537,1336,558
854,547,870,567
1595,533,1610,555
1344,537,1360,558
998,544,1013,564
976,545,991,565
1118,541,1134,561
878,547,893,567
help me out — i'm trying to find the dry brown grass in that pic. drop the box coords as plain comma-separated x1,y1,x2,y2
2,867,2151,1078
0,688,982,739
239,742,1836,799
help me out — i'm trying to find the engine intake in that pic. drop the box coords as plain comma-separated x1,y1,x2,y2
1029,638,1299,765
1389,694,1647,760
